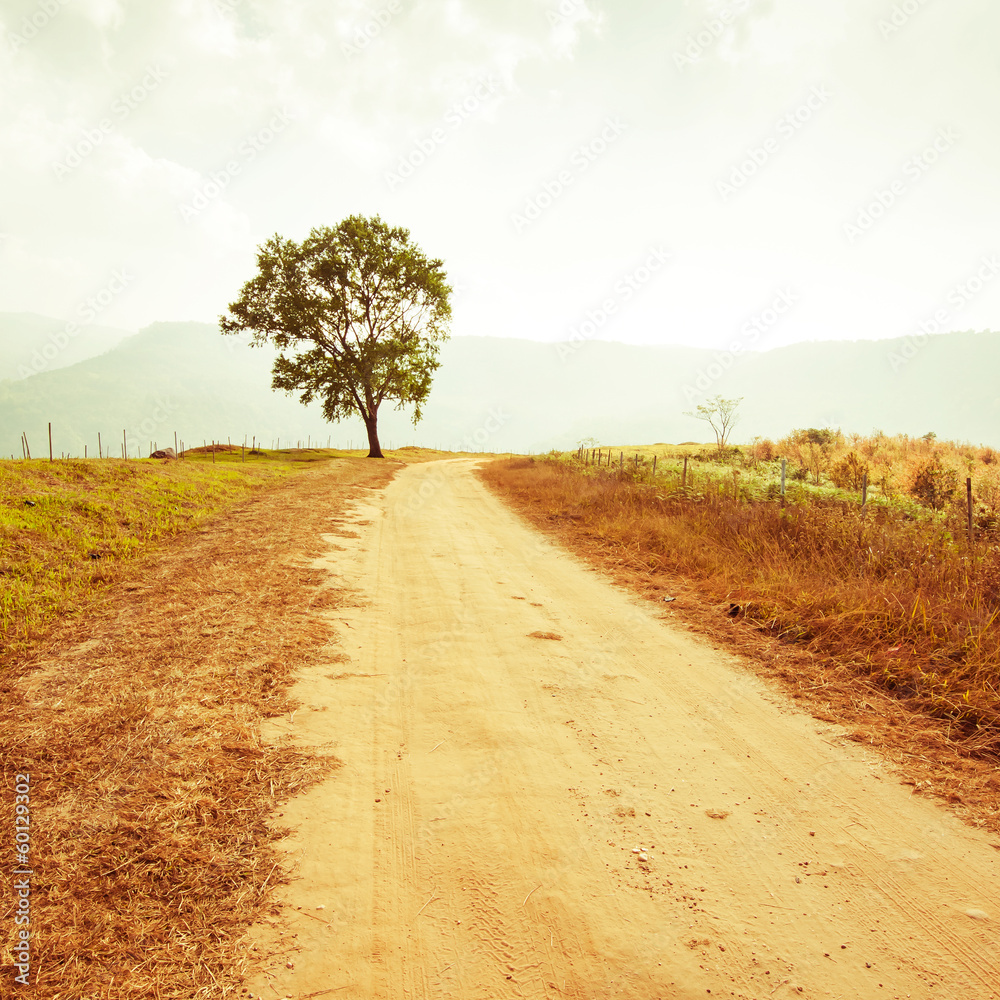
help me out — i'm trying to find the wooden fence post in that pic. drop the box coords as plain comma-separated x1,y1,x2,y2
780,458,787,496
123,430,127,460
619,451,623,470
861,472,868,519
98,433,102,459
682,455,688,489
48,422,53,463
967,477,974,543
652,456,657,477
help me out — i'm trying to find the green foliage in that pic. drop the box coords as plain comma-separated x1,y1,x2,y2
0,458,288,651
220,215,451,457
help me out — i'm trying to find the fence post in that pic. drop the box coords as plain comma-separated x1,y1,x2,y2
967,477,974,543
123,430,127,460
780,458,787,496
861,472,868,519
652,455,657,477
619,451,623,470
98,432,102,459
48,422,53,463
682,455,688,489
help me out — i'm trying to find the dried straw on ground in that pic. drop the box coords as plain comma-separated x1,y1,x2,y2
2,458,395,999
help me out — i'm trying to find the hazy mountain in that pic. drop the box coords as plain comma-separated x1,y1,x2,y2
0,316,997,458
0,313,135,382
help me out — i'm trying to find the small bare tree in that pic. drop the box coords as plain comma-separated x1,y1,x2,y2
684,395,743,456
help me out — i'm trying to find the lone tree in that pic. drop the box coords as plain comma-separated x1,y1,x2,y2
220,215,451,458
684,395,743,455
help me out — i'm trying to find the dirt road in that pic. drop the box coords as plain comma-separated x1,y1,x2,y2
250,459,1000,1000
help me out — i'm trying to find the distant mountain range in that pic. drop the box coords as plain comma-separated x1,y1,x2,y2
0,313,997,457
0,312,134,382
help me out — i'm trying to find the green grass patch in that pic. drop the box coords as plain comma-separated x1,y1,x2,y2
0,456,296,653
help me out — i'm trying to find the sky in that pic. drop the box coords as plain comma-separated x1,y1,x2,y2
2,0,999,354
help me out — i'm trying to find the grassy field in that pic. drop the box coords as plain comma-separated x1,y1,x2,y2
0,455,291,655
482,432,1000,761
579,432,1000,521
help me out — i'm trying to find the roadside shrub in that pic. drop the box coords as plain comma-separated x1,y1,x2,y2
779,427,842,485
747,437,776,466
829,451,870,492
909,455,959,510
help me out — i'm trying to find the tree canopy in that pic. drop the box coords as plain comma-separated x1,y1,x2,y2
220,215,451,457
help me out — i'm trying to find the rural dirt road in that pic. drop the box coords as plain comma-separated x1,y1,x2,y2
249,459,1000,1000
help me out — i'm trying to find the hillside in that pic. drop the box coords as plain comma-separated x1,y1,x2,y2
0,316,998,456
0,312,134,382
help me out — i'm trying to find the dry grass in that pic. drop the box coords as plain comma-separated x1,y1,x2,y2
480,453,1000,834
2,457,398,998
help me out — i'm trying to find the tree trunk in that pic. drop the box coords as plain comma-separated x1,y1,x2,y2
364,413,384,458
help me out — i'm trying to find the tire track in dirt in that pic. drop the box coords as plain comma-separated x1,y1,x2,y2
249,459,1000,1000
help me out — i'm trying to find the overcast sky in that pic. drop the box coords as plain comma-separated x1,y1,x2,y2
2,0,998,353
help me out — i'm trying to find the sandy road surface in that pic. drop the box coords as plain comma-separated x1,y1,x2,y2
250,459,1000,1000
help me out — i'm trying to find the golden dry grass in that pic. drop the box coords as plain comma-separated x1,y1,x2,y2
2,457,398,998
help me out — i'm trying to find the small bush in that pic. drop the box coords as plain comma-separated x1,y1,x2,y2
909,455,960,510
746,437,776,467
830,451,871,492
